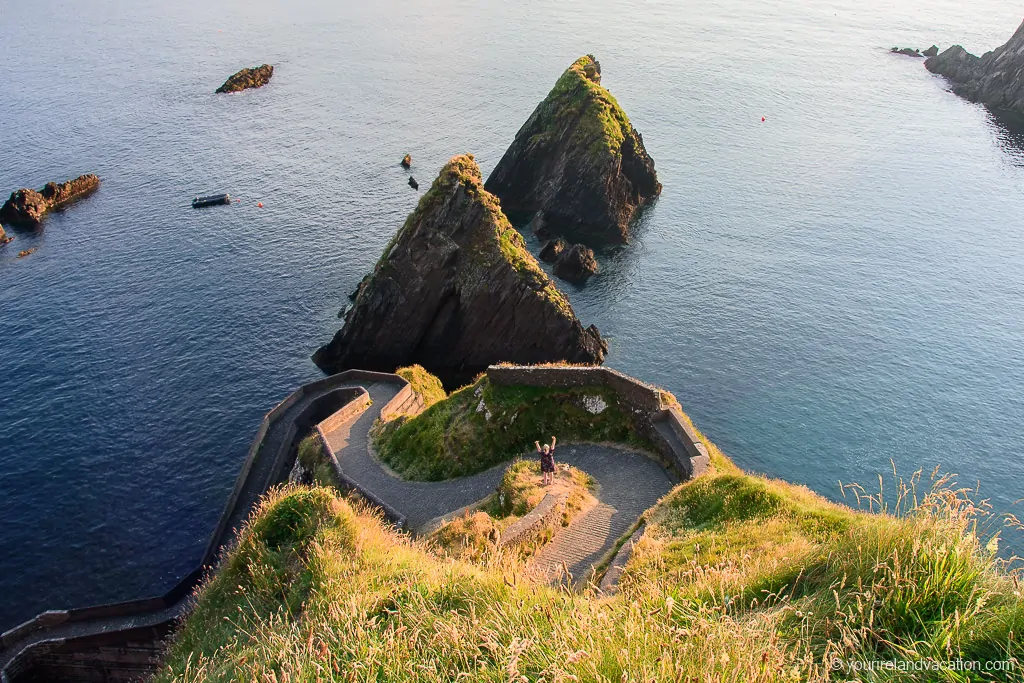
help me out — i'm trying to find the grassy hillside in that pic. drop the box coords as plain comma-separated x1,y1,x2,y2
157,452,1022,683
156,367,1022,681
373,374,651,481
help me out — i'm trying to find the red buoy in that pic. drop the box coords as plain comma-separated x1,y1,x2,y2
762,116,767,122
257,202,263,208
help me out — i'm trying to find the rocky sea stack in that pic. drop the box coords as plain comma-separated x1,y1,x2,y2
485,55,661,245
925,20,1024,114
216,64,274,93
0,174,100,227
313,154,607,387
553,244,599,283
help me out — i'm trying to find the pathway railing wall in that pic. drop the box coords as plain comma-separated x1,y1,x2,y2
0,370,402,682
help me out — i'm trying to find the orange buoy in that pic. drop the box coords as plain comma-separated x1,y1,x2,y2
257,202,263,208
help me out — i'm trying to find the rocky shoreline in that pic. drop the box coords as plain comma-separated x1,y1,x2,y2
0,174,100,228
924,20,1024,115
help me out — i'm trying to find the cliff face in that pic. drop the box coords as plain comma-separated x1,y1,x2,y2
312,155,607,387
926,20,1024,113
216,64,274,94
484,55,660,245
0,174,100,227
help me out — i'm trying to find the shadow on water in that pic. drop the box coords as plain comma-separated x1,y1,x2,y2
987,107,1024,164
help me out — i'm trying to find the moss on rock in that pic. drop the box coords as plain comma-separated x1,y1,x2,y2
486,56,661,244
313,155,606,387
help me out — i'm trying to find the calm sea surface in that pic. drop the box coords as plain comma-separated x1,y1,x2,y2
2,0,1023,629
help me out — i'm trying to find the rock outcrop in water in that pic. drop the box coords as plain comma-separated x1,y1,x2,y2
925,20,1024,114
891,47,923,58
923,45,940,58
216,64,274,93
313,154,607,387
0,174,100,228
553,244,599,283
539,238,566,263
0,225,11,246
484,55,661,245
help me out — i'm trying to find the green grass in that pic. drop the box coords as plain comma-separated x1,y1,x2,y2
373,375,651,481
369,154,573,318
532,55,634,163
156,379,1024,682
296,432,339,487
395,365,447,408
156,468,1024,682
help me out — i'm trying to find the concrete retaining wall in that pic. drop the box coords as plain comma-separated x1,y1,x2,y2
499,493,567,548
486,365,666,414
318,391,371,434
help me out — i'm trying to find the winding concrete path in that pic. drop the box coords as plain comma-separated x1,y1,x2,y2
528,445,674,587
323,390,675,586
2,373,678,681
322,382,508,531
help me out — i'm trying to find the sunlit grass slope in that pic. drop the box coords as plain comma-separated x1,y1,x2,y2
158,465,1022,682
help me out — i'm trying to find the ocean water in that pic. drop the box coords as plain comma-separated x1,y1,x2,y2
2,0,1023,630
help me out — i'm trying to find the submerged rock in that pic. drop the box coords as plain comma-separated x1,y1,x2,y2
891,47,922,57
216,64,274,93
0,174,100,227
553,244,599,283
408,176,419,190
923,45,940,58
485,55,661,245
312,154,607,387
926,20,1024,114
538,238,567,263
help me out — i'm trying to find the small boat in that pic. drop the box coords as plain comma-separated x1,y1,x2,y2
192,193,231,208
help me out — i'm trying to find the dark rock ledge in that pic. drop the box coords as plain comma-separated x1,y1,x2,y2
0,174,100,228
216,64,274,93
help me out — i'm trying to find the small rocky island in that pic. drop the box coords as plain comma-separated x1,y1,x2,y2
0,174,100,227
925,20,1024,114
485,55,661,246
216,64,274,93
539,238,598,283
313,154,607,387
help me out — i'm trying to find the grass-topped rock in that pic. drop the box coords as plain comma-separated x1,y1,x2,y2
374,374,649,481
485,55,661,244
313,155,607,387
